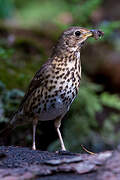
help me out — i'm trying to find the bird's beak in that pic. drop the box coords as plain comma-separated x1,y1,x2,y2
83,31,93,39
83,29,104,40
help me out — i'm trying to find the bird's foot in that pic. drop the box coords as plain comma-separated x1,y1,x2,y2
32,144,36,150
56,150,79,156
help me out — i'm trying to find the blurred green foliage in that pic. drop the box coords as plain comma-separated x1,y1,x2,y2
0,0,120,152
0,80,24,122
0,0,14,19
0,0,120,34
14,0,102,26
0,39,46,89
0,47,14,59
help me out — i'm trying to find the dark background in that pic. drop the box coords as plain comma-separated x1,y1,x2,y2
0,0,120,153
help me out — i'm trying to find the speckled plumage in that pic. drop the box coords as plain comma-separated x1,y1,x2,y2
23,49,81,121
0,27,104,151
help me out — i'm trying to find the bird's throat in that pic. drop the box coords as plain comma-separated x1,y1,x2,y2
52,49,81,86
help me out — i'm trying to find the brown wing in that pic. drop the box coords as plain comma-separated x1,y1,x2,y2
18,60,52,111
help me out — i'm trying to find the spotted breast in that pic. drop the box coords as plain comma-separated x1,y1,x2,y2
23,49,81,121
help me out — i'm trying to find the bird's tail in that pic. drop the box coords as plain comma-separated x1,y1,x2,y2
0,113,22,141
0,124,14,138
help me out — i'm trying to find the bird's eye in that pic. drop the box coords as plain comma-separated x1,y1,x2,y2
75,31,81,37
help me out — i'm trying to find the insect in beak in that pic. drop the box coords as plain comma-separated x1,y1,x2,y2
90,29,104,40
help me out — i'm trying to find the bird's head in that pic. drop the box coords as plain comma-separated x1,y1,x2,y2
57,27,104,52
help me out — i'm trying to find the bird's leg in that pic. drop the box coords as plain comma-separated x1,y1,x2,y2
32,124,36,150
54,118,79,156
54,117,66,151
32,118,38,150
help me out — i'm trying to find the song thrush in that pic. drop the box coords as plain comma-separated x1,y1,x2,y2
0,27,103,151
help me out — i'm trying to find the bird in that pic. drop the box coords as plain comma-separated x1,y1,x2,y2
0,27,104,151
